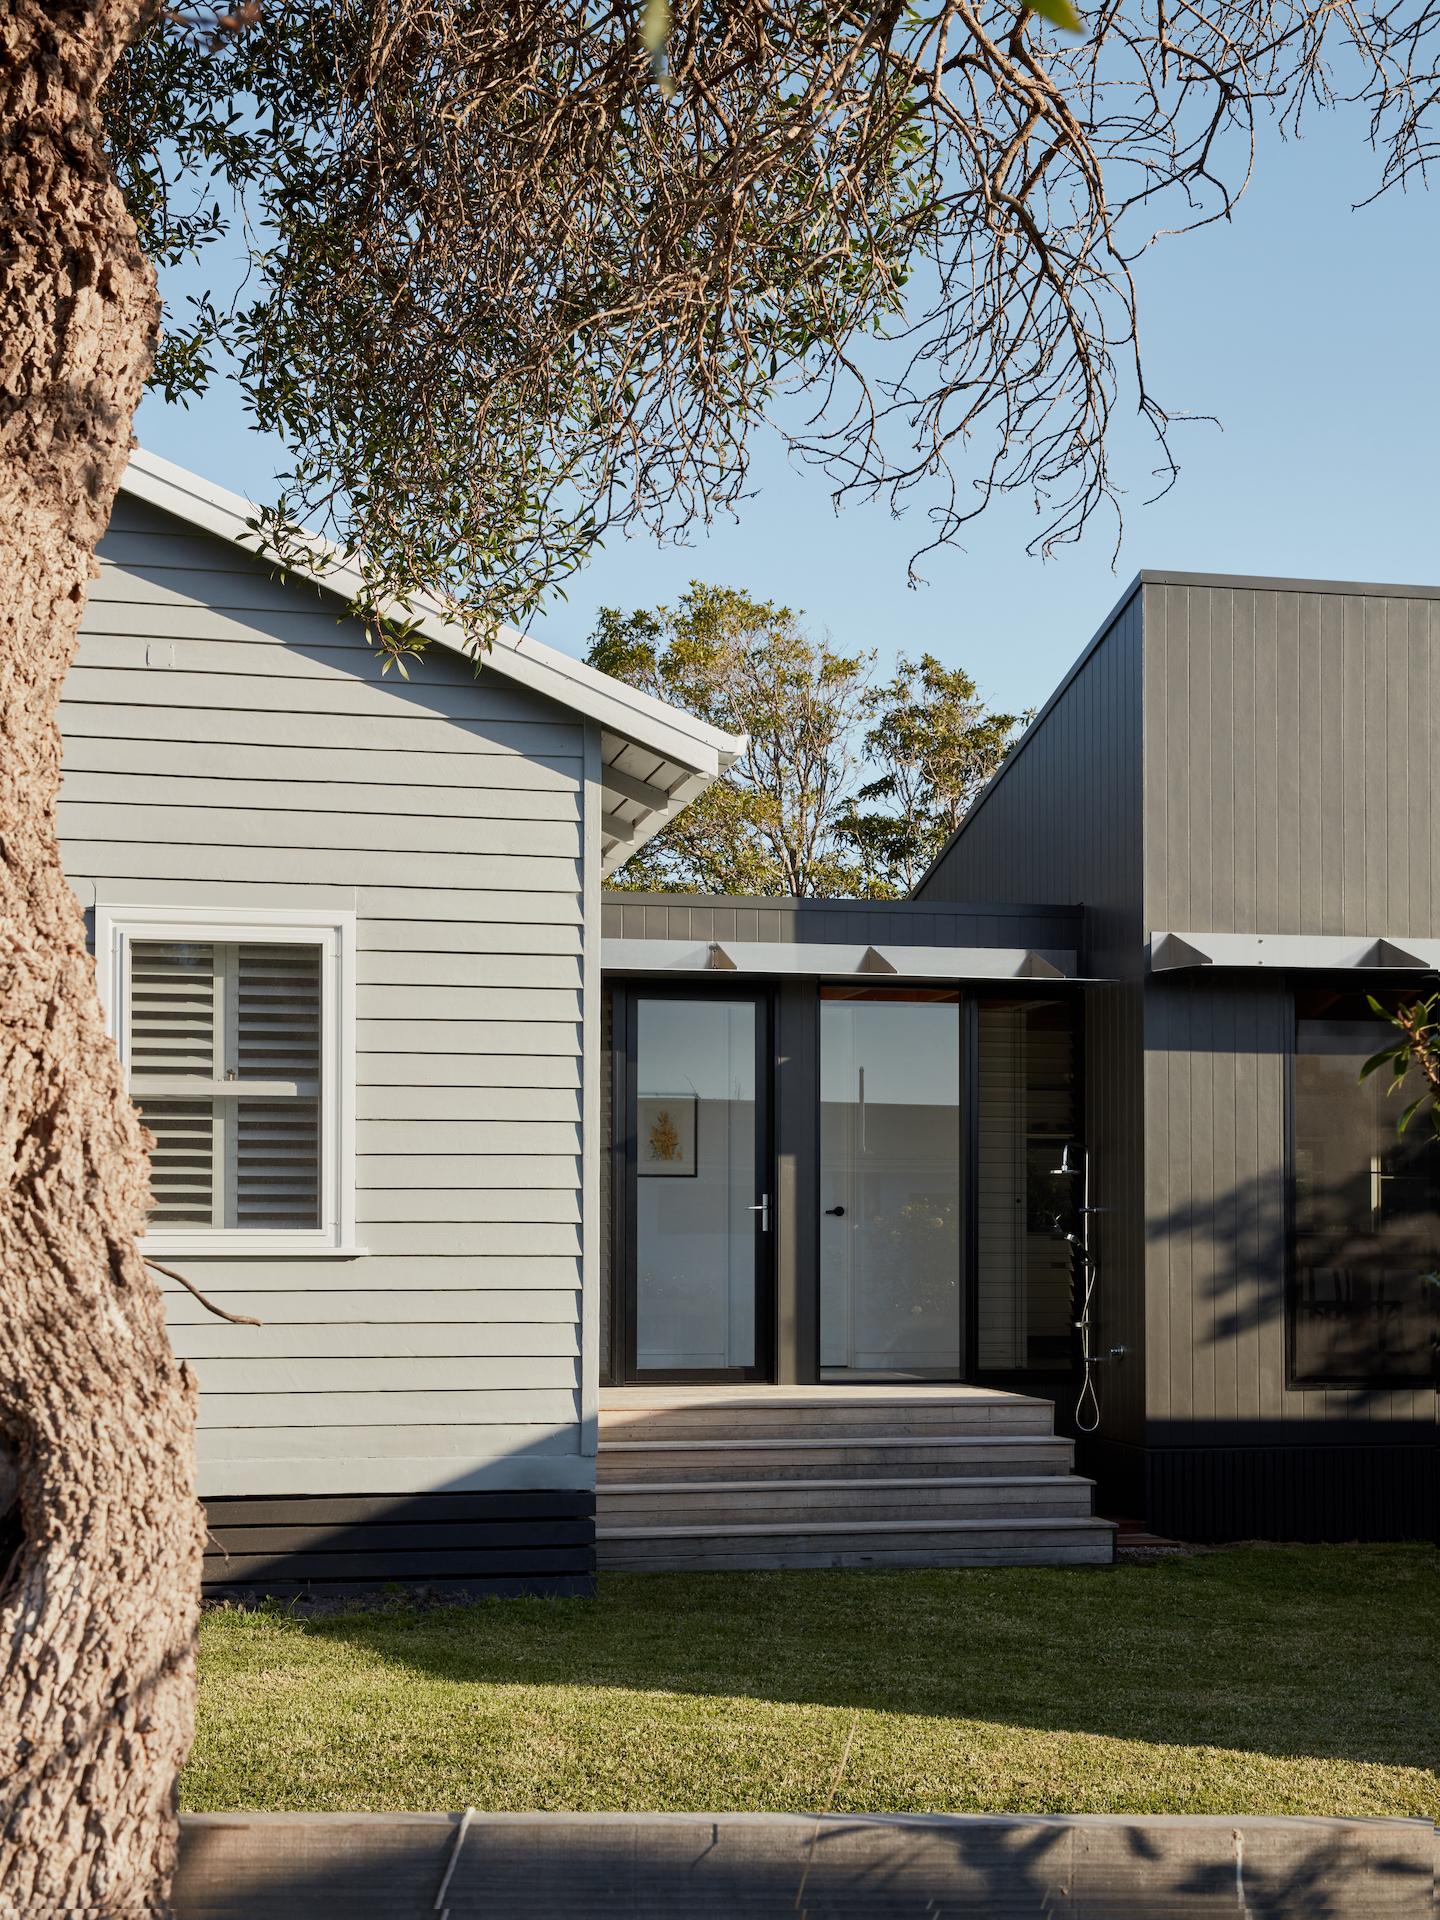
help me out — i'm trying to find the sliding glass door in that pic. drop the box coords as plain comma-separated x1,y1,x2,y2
819,997,963,1379
626,993,770,1379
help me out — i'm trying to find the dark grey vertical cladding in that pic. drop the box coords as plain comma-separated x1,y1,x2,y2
916,591,1148,1452
917,589,1145,977
1141,581,1440,1492
1143,580,1440,937
1144,976,1291,1435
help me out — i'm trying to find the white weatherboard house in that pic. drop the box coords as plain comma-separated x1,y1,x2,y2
65,451,742,1593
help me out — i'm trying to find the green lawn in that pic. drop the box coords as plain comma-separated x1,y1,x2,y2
189,1545,1439,1819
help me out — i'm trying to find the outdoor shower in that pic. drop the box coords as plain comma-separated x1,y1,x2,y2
1050,1143,1123,1434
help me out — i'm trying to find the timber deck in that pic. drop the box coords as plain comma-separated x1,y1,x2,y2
596,1386,1115,1571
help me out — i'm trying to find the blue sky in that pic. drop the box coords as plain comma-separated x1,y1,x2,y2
135,107,1440,720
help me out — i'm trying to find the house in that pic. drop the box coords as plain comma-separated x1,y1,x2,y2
62,455,1438,1593
598,577,1439,1548
65,450,741,1596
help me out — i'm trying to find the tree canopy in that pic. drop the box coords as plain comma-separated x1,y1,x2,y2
108,0,1440,650
587,585,1024,896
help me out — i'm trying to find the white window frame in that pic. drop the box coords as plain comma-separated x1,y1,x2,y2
95,904,360,1257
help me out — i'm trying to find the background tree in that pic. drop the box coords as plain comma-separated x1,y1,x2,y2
840,656,1028,897
6,0,1440,1906
588,586,872,895
591,596,1023,897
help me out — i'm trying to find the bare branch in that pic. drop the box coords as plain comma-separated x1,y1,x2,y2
106,0,1440,634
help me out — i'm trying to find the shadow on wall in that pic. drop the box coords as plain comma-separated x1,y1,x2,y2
172,1811,1438,1920
1149,1159,1438,1408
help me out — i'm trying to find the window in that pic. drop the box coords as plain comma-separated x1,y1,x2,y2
96,907,357,1255
1290,988,1439,1385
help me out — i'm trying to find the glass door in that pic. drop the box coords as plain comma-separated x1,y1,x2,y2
625,993,770,1380
819,997,963,1379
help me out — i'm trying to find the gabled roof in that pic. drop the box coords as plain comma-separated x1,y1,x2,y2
119,450,745,874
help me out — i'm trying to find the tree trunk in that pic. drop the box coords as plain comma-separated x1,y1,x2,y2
0,4,203,1914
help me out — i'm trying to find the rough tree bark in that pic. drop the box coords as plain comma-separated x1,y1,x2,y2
0,4,203,1915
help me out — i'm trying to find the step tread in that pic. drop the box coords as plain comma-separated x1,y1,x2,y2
600,1387,1053,1405
601,1433,1065,1452
598,1515,1118,1541
599,1473,1095,1495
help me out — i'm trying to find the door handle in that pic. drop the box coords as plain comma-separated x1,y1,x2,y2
748,1194,770,1232
825,1206,846,1217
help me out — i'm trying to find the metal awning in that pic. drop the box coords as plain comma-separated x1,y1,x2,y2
1150,931,1440,973
602,939,1078,981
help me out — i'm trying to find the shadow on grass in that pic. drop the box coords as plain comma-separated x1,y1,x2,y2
218,1545,1440,1780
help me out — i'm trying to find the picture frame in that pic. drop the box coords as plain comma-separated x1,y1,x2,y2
638,1094,698,1177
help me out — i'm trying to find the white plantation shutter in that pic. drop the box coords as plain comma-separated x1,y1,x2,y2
236,945,322,1082
234,1101,321,1228
129,939,323,1233
130,941,217,1075
140,1099,217,1225
233,946,322,1228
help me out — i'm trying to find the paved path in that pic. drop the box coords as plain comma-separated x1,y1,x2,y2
174,1811,1438,1917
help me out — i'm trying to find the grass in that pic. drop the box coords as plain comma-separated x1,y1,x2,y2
189,1544,1439,1819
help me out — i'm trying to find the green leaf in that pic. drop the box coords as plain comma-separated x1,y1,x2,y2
1359,1046,1401,1081
1026,0,1084,32
1397,1096,1425,1133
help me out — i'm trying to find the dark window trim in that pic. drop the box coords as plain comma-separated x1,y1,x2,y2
1284,984,1439,1391
614,979,776,1386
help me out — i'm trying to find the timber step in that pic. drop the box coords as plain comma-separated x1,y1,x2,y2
598,1473,1098,1527
596,1515,1117,1573
596,1387,1111,1570
599,1398,1055,1442
597,1433,1077,1484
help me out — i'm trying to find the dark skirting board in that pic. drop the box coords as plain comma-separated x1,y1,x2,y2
202,1489,596,1598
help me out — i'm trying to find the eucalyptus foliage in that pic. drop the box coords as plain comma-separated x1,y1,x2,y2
588,588,1023,896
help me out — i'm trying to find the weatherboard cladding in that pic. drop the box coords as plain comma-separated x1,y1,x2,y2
61,495,593,1529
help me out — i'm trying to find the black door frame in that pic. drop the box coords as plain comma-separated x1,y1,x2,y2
611,980,776,1384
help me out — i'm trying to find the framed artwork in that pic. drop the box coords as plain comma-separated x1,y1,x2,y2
638,1094,698,1176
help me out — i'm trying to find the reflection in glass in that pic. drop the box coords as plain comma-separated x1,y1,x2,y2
975,998,1079,1372
1292,991,1439,1383
820,1000,961,1378
635,998,757,1372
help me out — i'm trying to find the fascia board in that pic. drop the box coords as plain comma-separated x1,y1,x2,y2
119,449,744,777
601,939,1078,980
